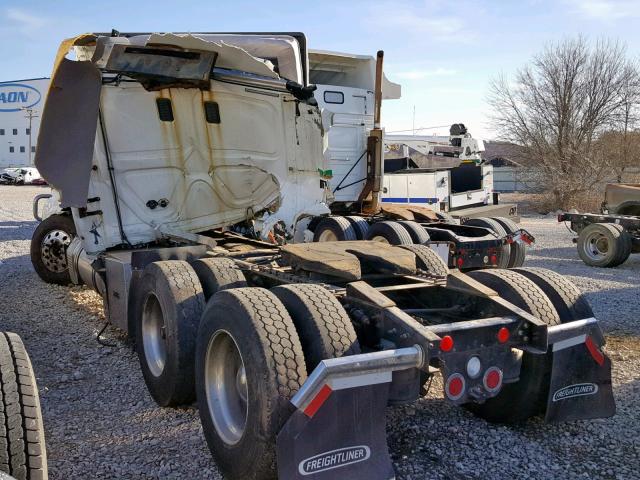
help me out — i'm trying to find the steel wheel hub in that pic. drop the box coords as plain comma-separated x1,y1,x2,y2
317,229,338,242
142,294,167,377
370,235,390,243
584,232,610,260
205,330,248,445
40,229,71,273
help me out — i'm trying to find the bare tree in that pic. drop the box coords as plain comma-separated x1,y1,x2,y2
608,64,640,182
489,37,640,209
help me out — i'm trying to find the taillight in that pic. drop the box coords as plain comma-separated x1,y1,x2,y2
456,257,464,268
483,367,503,393
490,254,498,265
445,373,466,401
440,335,454,352
497,327,510,343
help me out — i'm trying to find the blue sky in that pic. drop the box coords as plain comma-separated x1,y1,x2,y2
1,0,639,139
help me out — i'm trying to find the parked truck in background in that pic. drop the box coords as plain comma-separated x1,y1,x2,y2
30,32,614,480
309,50,529,270
559,182,640,267
383,124,518,221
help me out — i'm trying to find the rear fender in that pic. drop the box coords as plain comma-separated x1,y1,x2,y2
545,320,615,422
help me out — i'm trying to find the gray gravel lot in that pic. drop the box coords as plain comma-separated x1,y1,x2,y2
0,185,639,479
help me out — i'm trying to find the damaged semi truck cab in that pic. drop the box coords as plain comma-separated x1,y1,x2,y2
31,32,614,480
37,32,329,254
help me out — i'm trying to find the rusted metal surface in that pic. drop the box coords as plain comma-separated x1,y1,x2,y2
605,183,640,214
104,44,217,90
280,241,416,280
379,204,440,221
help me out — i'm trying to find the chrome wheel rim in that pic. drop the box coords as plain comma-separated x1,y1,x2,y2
583,231,610,261
40,229,71,273
142,293,167,377
205,330,248,446
317,229,338,242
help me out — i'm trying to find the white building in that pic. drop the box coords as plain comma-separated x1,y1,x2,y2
0,78,49,168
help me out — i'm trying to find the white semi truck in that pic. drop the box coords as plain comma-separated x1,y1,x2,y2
30,32,614,480
309,50,526,270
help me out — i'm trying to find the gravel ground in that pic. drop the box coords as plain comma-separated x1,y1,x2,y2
0,185,638,479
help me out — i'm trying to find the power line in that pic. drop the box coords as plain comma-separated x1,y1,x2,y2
386,124,451,134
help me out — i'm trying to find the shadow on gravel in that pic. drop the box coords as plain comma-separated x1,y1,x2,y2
0,220,37,241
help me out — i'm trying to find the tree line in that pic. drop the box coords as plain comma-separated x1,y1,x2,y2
489,37,639,209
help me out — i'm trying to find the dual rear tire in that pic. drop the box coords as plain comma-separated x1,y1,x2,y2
463,217,525,268
577,223,632,267
134,258,358,479
196,284,358,479
313,216,431,246
465,267,592,423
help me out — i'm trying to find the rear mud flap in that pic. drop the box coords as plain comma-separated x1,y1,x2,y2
545,335,615,422
277,384,394,479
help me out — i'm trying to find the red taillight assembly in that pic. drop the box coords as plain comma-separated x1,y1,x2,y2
456,257,464,268
490,254,498,265
483,367,503,393
497,327,510,343
445,373,466,401
440,335,454,352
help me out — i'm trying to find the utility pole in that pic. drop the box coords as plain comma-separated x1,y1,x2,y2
22,108,39,166
412,105,416,135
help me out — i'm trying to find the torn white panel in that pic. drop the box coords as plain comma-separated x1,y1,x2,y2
190,34,303,84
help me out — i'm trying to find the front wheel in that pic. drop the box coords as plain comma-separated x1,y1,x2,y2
196,288,307,480
30,214,75,285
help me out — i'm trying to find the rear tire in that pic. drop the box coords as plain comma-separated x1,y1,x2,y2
511,267,593,320
313,216,357,242
491,216,526,268
365,221,413,245
134,261,205,407
397,221,430,244
577,223,631,267
345,216,370,239
30,214,75,285
463,217,510,269
196,288,307,480
0,333,47,480
192,257,247,301
399,244,449,277
465,269,559,423
271,284,360,373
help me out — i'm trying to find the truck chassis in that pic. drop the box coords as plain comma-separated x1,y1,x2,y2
559,211,640,267
30,219,614,479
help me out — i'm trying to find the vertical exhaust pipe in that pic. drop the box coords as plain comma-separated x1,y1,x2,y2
359,50,384,213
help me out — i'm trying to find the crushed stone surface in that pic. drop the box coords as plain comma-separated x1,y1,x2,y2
0,186,638,479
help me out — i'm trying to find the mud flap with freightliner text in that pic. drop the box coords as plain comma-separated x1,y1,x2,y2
277,384,394,479
545,318,616,422
276,347,424,479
